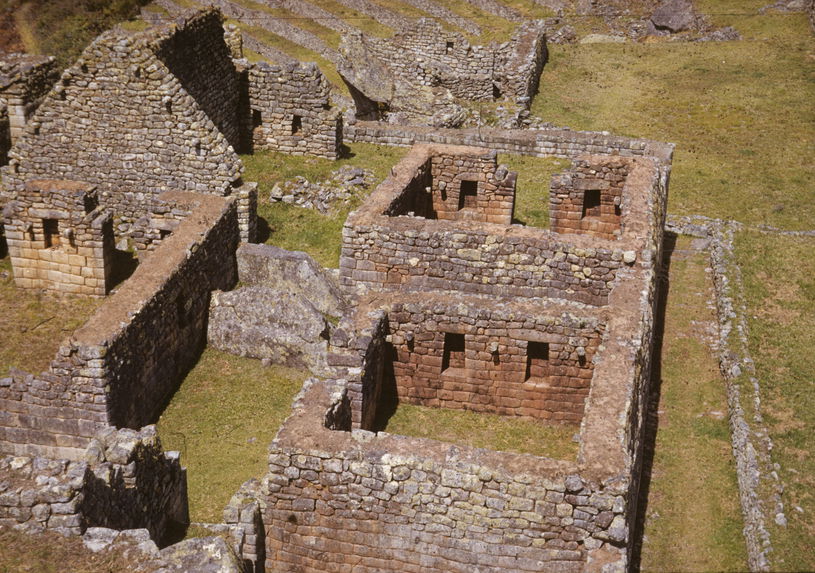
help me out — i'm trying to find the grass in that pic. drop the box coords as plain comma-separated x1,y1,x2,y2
233,0,342,49
531,5,815,231
0,256,102,375
501,154,571,228
0,527,133,573
383,403,578,460
735,230,815,572
242,142,409,268
310,0,393,38
156,348,306,523
639,236,747,571
6,0,149,67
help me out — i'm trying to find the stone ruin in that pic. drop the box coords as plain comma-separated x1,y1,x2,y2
0,6,676,573
338,18,548,126
0,53,59,167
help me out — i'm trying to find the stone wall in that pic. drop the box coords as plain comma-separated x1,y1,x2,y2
339,146,648,306
382,148,516,225
550,157,631,240
3,180,114,295
342,18,546,104
346,121,674,162
0,101,9,167
0,193,239,459
0,53,60,146
384,297,604,424
262,377,630,573
1,9,243,242
242,61,341,159
0,425,187,542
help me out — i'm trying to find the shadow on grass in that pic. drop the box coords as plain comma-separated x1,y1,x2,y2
629,230,676,572
256,216,272,244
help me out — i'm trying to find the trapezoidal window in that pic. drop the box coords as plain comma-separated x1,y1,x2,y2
291,114,302,135
252,109,262,128
442,332,465,372
43,219,60,248
525,341,549,381
582,189,602,218
446,41,454,52
458,180,478,210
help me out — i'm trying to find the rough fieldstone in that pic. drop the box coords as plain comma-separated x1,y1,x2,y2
208,286,333,374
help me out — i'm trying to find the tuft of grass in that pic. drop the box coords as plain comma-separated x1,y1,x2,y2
383,403,579,460
531,9,815,230
639,236,747,571
242,143,409,268
156,348,306,523
735,230,815,572
500,154,571,228
0,256,103,375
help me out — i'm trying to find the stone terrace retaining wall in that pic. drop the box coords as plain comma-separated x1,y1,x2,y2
0,426,187,541
1,9,243,239
0,193,239,460
346,121,674,162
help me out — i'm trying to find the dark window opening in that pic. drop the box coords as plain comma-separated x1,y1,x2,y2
446,41,454,52
176,293,192,327
582,189,602,218
442,333,465,372
525,341,549,381
458,180,478,210
492,83,502,99
252,109,262,128
292,114,302,135
43,219,60,248
159,229,172,240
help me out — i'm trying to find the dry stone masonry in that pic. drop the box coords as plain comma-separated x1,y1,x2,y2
338,19,547,126
255,138,670,572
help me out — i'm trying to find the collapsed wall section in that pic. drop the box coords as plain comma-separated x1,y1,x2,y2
0,192,239,459
0,426,187,542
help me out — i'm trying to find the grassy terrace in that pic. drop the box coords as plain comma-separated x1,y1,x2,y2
736,231,815,572
0,256,102,375
242,142,409,267
639,237,746,571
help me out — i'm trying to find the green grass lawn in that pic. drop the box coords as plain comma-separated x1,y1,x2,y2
736,231,815,572
242,143,409,268
156,349,307,523
383,403,578,460
501,154,571,228
640,236,746,571
532,5,815,231
0,256,102,375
